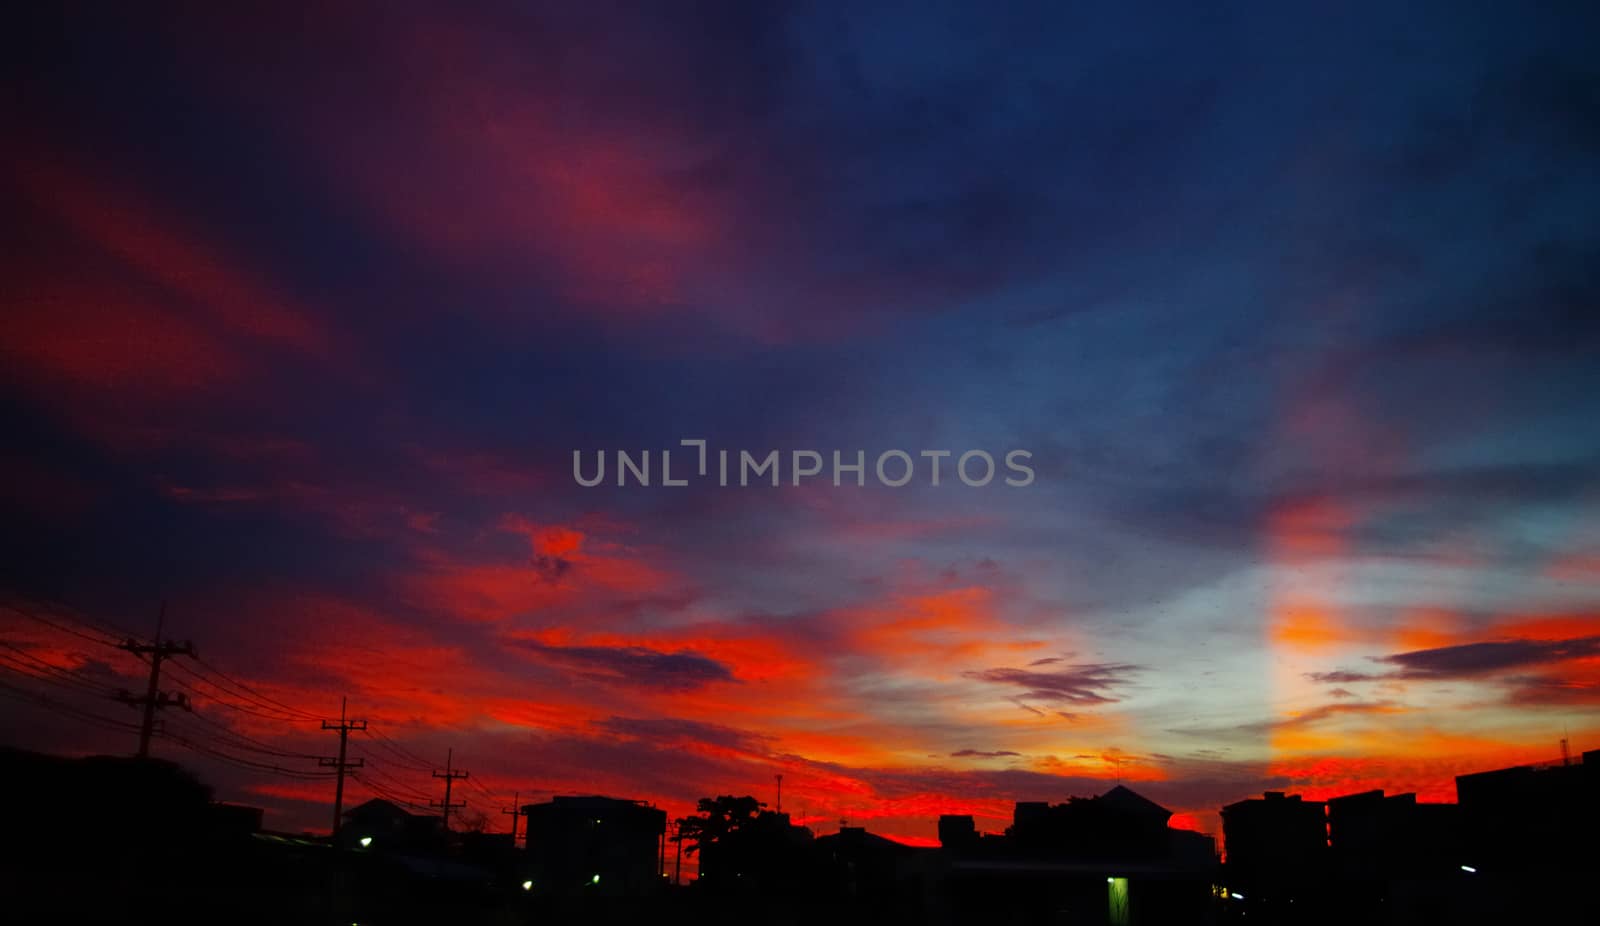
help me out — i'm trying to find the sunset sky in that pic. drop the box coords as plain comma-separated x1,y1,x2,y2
3,2,1598,848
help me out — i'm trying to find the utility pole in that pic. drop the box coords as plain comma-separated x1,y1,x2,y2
115,603,195,759
431,748,468,831
673,819,684,886
775,773,783,814
320,697,366,838
501,791,522,841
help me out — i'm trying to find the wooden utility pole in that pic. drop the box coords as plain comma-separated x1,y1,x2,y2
501,791,522,841
115,604,194,758
431,748,468,830
673,819,684,886
320,697,366,837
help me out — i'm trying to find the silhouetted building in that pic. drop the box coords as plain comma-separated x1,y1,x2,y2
1455,748,1598,873
523,795,666,896
0,748,343,923
339,798,446,853
1326,790,1460,878
935,786,1216,925
814,825,925,913
937,814,977,853
1443,749,1600,924
1010,785,1192,861
1305,789,1465,924
1221,791,1326,874
206,801,265,839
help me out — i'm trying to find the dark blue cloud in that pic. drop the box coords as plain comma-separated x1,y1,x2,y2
514,641,736,692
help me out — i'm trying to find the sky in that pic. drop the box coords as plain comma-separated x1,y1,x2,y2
2,1,1599,848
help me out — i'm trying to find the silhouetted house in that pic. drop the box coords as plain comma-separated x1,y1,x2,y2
814,825,924,909
339,798,446,853
1009,785,1187,861
206,801,265,839
936,786,1216,926
522,795,666,896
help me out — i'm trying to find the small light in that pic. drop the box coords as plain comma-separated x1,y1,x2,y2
358,836,372,848
521,880,533,891
1231,892,1244,900
1460,865,1476,873
1107,877,1114,883
592,874,601,884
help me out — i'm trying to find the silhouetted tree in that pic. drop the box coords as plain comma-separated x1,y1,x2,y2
677,794,765,855
457,807,491,833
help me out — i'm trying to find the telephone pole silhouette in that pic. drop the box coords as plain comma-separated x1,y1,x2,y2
115,604,194,759
320,697,366,837
672,818,684,886
431,747,468,831
501,790,522,842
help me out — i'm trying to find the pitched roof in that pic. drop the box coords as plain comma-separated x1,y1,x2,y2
1099,785,1172,821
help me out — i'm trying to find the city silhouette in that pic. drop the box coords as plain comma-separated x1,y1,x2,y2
2,709,1595,923
5,595,1595,923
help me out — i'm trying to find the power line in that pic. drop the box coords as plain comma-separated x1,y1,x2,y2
24,595,144,642
349,757,434,804
462,774,506,808
163,662,319,724
168,711,322,761
0,677,143,735
2,602,121,648
0,645,119,698
191,655,321,721
3,598,498,832
156,727,339,780
361,728,436,770
6,598,316,722
350,772,432,812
